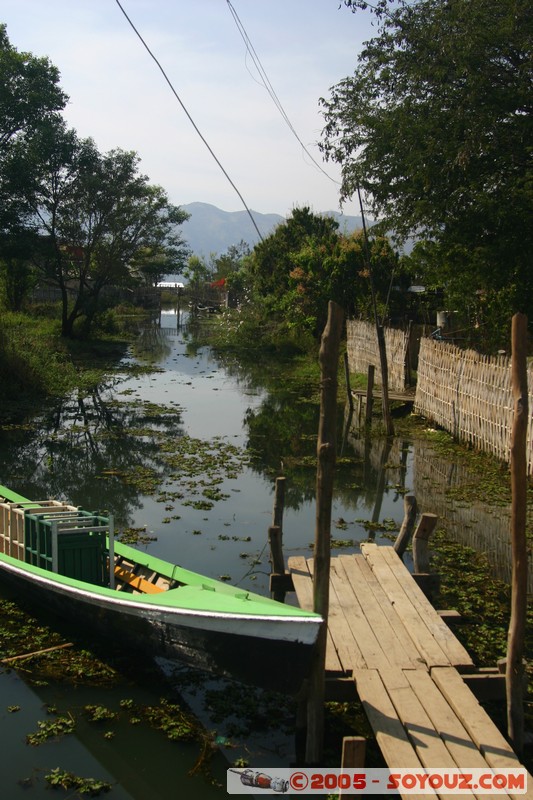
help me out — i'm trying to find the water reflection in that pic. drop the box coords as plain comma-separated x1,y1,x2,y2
0,311,521,594
0,308,524,800
412,439,533,593
0,383,184,526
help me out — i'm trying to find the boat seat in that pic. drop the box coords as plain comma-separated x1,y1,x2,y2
114,564,164,594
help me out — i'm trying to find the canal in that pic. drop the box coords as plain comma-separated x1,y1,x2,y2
0,310,520,798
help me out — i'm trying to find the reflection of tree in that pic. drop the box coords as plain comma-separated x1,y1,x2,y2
244,394,319,508
131,325,172,363
0,387,184,526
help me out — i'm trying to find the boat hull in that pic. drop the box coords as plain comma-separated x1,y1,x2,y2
0,554,318,694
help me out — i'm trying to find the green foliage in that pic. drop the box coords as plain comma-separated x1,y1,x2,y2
26,715,75,746
322,0,533,338
238,207,405,338
45,768,112,796
0,26,189,339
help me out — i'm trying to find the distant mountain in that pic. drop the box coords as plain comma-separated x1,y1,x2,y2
180,202,367,256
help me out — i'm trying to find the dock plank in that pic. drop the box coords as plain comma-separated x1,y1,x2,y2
377,545,474,669
361,543,474,669
431,667,533,800
288,556,345,673
308,557,367,671
404,670,508,800
340,555,424,669
353,669,436,800
329,558,389,670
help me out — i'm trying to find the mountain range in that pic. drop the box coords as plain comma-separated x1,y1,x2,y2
180,202,366,256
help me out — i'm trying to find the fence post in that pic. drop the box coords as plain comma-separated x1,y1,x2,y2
394,494,418,558
306,300,344,764
507,312,528,754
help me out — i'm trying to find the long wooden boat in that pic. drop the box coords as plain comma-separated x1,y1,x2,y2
0,485,321,693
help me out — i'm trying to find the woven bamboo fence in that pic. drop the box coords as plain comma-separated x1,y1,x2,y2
346,319,411,393
415,338,533,472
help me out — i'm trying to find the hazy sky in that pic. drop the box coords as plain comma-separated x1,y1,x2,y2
2,1,374,216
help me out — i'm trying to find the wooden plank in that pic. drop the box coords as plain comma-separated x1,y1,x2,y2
431,667,533,800
340,555,423,669
316,558,367,671
377,545,473,668
114,565,164,594
376,669,462,800
360,543,452,667
404,669,510,800
362,544,473,669
288,556,344,673
353,669,435,800
329,558,388,670
288,556,314,609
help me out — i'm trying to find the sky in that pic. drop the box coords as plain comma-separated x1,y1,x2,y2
2,0,375,217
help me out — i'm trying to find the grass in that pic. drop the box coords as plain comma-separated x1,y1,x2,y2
0,305,145,406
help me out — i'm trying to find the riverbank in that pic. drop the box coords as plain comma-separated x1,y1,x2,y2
0,305,147,407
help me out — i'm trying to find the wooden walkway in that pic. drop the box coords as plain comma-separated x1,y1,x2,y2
288,544,533,800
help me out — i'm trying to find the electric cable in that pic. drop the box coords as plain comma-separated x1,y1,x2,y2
113,0,264,242
226,0,341,186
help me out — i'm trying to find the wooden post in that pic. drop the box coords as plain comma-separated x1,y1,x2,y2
412,512,438,573
365,364,375,427
340,736,366,799
393,494,418,558
268,525,286,603
405,320,413,387
507,312,528,754
344,352,354,414
377,324,394,436
306,300,344,764
272,476,286,530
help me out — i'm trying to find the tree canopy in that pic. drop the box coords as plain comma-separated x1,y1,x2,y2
241,207,405,338
321,0,533,338
0,25,189,337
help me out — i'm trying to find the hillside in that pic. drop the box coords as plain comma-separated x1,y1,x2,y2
181,202,365,256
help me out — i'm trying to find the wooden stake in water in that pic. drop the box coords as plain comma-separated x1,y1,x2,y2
306,300,344,764
507,312,528,753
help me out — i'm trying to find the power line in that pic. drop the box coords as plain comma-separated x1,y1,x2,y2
113,0,264,243
226,0,340,187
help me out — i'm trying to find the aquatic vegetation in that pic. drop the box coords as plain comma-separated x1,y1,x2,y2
83,705,118,723
26,714,75,745
117,526,157,546
44,768,112,796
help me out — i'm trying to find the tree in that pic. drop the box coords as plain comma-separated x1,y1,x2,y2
285,230,401,336
22,122,189,336
0,25,68,304
321,0,533,339
248,207,340,302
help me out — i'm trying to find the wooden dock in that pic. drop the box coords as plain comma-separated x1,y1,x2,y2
289,544,533,800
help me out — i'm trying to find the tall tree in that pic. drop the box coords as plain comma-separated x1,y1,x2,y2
0,25,67,301
321,0,533,337
23,122,189,336
248,207,340,301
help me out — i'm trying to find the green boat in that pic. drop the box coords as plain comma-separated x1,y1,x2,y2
0,485,321,693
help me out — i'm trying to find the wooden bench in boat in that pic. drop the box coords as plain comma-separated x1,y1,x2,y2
288,545,533,800
114,563,164,594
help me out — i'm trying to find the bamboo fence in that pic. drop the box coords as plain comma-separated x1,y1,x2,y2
415,338,533,473
346,319,411,393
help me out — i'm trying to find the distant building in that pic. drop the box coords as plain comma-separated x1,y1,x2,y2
157,281,184,289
